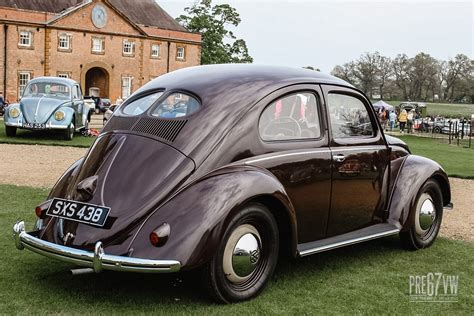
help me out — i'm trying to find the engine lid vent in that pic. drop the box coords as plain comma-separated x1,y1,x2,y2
131,118,187,142
102,117,139,133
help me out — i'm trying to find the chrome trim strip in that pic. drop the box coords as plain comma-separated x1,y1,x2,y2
298,228,400,257
13,221,181,273
245,146,387,165
245,150,330,164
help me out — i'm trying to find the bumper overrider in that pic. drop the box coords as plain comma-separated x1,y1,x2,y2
13,221,181,273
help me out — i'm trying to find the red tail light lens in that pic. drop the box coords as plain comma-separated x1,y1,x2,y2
149,223,170,247
150,232,160,246
35,206,43,218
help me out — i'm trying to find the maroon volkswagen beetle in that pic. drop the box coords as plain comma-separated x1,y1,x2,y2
13,65,452,303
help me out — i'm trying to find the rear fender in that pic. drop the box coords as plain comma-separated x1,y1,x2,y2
387,155,451,231
129,164,297,270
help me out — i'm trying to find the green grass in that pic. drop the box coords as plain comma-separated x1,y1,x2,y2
383,101,474,118
398,135,474,179
0,123,94,148
0,184,473,314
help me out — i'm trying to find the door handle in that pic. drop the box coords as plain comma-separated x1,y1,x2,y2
333,154,345,163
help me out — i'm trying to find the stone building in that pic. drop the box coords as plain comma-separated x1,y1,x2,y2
0,0,201,102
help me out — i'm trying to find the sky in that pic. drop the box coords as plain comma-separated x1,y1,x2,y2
158,0,474,73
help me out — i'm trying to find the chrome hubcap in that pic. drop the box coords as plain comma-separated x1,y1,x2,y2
415,193,436,235
223,224,261,283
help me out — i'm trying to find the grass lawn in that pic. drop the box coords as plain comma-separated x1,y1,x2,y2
0,123,94,148
398,135,474,179
0,184,472,314
383,101,474,118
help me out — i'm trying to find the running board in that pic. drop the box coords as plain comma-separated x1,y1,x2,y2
297,223,400,257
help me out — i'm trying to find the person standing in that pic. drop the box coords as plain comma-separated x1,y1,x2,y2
398,109,408,134
389,111,396,131
407,109,414,133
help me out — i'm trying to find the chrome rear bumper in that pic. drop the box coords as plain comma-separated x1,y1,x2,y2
13,221,181,273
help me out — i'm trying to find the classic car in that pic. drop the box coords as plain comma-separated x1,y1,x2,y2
4,77,91,140
13,65,452,303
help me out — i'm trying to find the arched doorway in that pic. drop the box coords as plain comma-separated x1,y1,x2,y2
85,67,109,98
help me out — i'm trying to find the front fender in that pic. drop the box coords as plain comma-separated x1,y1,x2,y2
47,106,75,126
387,154,451,231
129,164,297,270
3,103,23,126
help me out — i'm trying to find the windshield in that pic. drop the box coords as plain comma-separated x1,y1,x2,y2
23,82,70,99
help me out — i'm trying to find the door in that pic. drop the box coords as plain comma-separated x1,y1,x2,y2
252,87,332,243
323,85,391,237
72,85,85,127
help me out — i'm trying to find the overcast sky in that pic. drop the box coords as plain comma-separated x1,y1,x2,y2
159,0,473,73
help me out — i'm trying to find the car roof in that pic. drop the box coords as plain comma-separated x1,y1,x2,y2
27,76,78,86
134,64,353,108
120,65,357,164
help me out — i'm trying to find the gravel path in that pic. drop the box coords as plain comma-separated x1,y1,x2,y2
0,143,472,241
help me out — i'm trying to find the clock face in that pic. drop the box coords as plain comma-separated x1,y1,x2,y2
91,4,107,29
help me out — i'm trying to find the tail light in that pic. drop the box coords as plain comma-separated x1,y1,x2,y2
34,200,52,219
149,223,170,247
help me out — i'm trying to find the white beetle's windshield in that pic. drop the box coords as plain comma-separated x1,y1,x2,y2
23,82,71,99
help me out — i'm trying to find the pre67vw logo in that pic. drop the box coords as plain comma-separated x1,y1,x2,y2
46,198,110,227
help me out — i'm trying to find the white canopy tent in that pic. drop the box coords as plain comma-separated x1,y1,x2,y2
372,100,394,111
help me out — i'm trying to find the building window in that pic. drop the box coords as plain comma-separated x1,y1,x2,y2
176,46,185,60
18,72,32,97
122,76,132,98
151,43,160,58
92,37,105,54
58,33,72,51
18,31,33,48
122,40,135,56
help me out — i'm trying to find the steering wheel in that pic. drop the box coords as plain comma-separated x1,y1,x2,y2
262,117,302,140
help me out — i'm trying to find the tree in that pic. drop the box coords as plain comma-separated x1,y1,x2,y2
176,0,253,64
445,54,472,101
352,52,379,97
374,55,392,99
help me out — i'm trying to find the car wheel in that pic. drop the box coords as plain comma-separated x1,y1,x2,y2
5,126,17,137
64,122,74,141
203,203,279,303
400,179,443,250
433,126,441,133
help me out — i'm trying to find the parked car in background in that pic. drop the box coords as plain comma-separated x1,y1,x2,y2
84,96,111,114
13,65,452,303
4,77,92,140
103,104,117,124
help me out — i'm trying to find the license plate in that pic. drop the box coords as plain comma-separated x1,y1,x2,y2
46,198,110,227
23,122,46,129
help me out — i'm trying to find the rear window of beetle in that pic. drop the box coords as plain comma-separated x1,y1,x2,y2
121,92,200,118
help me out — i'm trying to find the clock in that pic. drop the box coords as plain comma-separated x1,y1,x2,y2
91,4,107,29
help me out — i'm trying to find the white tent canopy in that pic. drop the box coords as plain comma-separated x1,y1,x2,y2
372,100,394,111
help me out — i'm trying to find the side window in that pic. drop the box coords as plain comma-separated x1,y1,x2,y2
327,93,374,138
259,92,321,141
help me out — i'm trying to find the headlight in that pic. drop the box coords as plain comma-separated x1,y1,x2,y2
9,107,20,118
54,110,65,121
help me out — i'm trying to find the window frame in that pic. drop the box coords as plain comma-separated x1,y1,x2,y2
18,30,33,48
57,33,72,52
258,90,324,143
18,72,32,98
121,76,133,99
91,36,105,54
322,85,383,147
150,43,161,58
122,40,135,57
176,46,186,61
